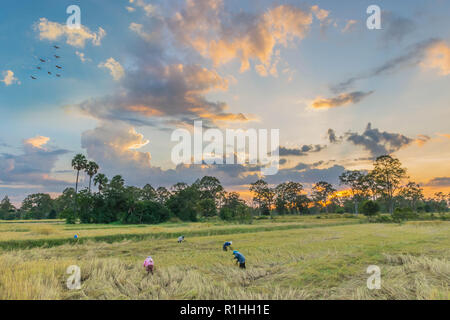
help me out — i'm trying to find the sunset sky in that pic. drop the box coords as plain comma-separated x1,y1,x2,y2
1,0,449,205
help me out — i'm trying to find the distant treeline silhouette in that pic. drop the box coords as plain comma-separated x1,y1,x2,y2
0,154,448,223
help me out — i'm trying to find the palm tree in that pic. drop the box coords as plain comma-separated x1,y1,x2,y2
71,154,87,194
85,161,99,193
93,173,108,193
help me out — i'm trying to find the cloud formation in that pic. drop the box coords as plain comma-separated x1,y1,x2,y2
311,91,373,109
426,177,450,187
168,1,324,74
345,123,414,157
327,129,342,144
0,137,70,190
381,13,416,45
422,41,450,76
1,70,19,86
35,18,106,48
24,136,50,150
279,144,326,156
81,123,151,172
332,38,441,93
98,58,125,81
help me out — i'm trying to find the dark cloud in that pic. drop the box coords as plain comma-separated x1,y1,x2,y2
345,123,413,157
332,38,441,93
381,13,416,45
426,177,450,187
279,144,326,156
327,128,342,144
311,91,373,109
264,164,345,186
0,140,71,193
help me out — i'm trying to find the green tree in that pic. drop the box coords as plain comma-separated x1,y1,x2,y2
371,155,407,214
275,181,304,214
156,187,171,204
85,161,99,193
399,182,424,212
93,173,108,193
21,193,53,219
0,196,16,220
141,184,156,201
166,185,200,221
54,187,76,214
194,176,225,205
71,154,87,194
250,179,275,216
360,200,380,217
311,181,336,213
339,170,369,215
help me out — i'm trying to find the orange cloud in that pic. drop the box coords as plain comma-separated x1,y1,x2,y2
24,136,50,149
437,133,450,139
422,41,450,75
311,91,373,109
415,134,431,147
127,105,164,117
169,2,321,75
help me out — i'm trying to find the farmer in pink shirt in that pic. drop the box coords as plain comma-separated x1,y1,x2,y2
143,256,154,275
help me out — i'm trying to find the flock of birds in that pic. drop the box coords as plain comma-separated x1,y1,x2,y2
30,45,63,80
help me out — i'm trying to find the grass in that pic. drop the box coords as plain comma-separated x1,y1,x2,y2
0,218,448,300
0,216,364,250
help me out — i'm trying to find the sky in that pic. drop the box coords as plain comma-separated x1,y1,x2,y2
1,0,449,205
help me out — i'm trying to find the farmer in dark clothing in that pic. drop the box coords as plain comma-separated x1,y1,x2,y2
233,250,246,269
223,241,232,251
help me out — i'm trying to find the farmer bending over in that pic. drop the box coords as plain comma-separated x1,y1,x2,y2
223,241,233,251
143,256,154,275
233,250,246,269
178,235,185,243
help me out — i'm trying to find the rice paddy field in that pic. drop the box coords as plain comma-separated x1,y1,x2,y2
0,216,448,300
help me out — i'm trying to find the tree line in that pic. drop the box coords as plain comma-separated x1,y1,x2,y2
0,154,449,223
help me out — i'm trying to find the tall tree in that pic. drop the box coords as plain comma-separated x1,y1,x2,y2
156,187,171,204
71,154,87,194
339,170,369,215
85,161,99,193
93,174,109,193
275,181,304,214
372,155,407,214
194,176,225,206
250,179,275,216
399,182,424,212
21,193,53,219
0,196,16,220
141,184,157,201
312,181,336,213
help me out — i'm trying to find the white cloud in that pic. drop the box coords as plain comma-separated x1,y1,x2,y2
35,18,106,48
75,51,91,63
129,23,155,42
1,70,19,86
98,57,125,81
342,20,358,33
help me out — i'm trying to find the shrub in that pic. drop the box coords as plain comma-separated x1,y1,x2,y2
60,209,77,224
371,214,393,223
392,207,418,222
360,200,380,216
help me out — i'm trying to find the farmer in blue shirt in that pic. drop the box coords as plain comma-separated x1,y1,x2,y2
233,250,246,269
223,241,232,251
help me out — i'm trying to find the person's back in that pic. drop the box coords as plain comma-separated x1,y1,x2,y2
233,250,246,268
223,241,232,251
143,256,154,274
